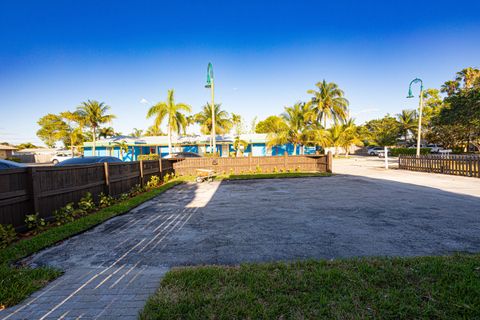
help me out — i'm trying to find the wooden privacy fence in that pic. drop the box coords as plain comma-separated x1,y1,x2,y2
173,154,332,176
0,160,174,231
399,154,480,178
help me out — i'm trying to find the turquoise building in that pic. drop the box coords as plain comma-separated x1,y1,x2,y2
83,134,318,161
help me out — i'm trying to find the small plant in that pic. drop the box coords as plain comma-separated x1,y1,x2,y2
287,168,292,173
99,192,115,207
255,165,262,173
130,184,145,196
78,192,96,213
295,166,301,172
119,193,130,201
53,202,75,225
147,175,161,189
273,166,278,173
163,173,171,183
0,224,17,249
25,213,46,234
230,168,234,175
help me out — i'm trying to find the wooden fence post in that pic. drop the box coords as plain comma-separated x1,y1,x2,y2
139,160,144,186
284,153,288,171
29,167,40,214
103,162,110,195
327,151,333,173
248,153,252,172
158,158,163,178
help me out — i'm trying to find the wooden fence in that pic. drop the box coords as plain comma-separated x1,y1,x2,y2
1,154,331,231
173,154,331,176
399,154,480,178
0,160,174,231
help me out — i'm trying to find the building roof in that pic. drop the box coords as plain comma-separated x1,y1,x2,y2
83,134,269,147
0,144,18,151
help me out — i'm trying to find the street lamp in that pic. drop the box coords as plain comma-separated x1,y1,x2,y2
407,78,424,156
205,62,215,155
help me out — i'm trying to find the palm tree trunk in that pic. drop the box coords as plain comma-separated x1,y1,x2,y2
92,127,96,156
167,125,172,155
293,143,297,155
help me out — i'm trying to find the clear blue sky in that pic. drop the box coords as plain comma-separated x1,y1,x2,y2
1,0,479,145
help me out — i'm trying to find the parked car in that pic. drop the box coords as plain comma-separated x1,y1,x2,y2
377,149,392,158
368,147,384,156
51,151,78,164
0,159,26,170
55,156,123,166
164,152,202,159
426,144,444,153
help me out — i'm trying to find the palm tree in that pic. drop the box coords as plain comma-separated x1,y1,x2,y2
338,119,363,157
76,100,115,155
144,124,164,136
131,128,143,138
195,103,232,135
183,115,195,135
147,89,191,155
231,113,243,136
396,109,417,145
307,80,349,128
455,67,480,89
440,80,460,96
114,140,129,160
98,126,115,139
267,103,310,155
232,136,249,157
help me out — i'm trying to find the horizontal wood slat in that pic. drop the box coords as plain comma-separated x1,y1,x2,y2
399,155,480,178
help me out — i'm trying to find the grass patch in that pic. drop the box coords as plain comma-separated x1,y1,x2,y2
140,255,480,319
0,180,181,308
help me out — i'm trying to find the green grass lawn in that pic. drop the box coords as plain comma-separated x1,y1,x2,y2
140,255,480,319
0,180,182,308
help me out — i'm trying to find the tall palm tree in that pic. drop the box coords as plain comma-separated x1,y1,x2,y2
114,140,129,160
76,100,115,155
440,80,460,96
231,113,243,135
338,119,363,157
144,124,164,136
456,67,480,89
147,89,191,155
307,80,349,128
98,126,115,139
396,109,417,145
267,103,310,155
195,103,232,135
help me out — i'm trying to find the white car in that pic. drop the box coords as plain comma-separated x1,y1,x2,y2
426,144,443,153
368,147,384,156
51,151,76,164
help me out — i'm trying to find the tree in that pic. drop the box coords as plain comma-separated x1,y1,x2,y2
114,140,129,160
255,115,289,134
232,136,249,157
440,80,460,96
338,119,363,156
194,103,232,135
307,80,349,128
60,111,85,155
361,115,400,146
147,89,191,154
37,114,69,148
16,142,38,149
455,67,480,89
231,113,244,136
131,128,143,138
144,124,164,136
98,127,116,139
76,100,115,155
267,103,310,155
396,109,417,144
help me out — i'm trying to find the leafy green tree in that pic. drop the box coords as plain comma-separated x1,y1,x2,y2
147,90,191,154
16,142,38,149
255,115,289,134
60,111,85,155
131,128,143,138
338,119,363,156
396,109,417,144
361,115,400,146
98,127,116,139
194,103,232,135
77,100,115,155
37,114,69,148
307,80,349,128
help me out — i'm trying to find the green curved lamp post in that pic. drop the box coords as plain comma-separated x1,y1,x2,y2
205,63,215,154
407,78,424,156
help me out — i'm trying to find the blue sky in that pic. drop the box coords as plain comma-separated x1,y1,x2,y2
1,0,479,145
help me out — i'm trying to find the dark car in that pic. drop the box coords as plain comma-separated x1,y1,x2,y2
0,159,26,170
55,156,123,166
164,152,202,159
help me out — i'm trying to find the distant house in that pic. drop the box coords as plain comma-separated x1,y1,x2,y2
83,134,318,161
0,144,17,159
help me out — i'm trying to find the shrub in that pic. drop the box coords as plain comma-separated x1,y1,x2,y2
273,166,278,173
53,203,75,225
78,192,96,213
146,175,161,189
390,148,430,157
255,165,262,173
99,192,115,207
0,224,17,249
163,173,173,183
295,166,301,172
138,154,160,161
130,184,146,197
119,193,130,201
24,214,46,234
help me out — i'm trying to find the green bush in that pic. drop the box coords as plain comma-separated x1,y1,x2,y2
24,214,46,234
99,192,115,207
119,193,130,201
0,224,17,249
146,175,161,189
138,154,160,161
390,148,431,157
130,184,146,197
53,203,75,225
77,192,96,214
